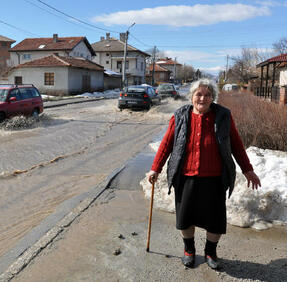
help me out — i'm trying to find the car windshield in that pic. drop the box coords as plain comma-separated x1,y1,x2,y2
126,87,146,93
0,89,8,102
158,85,174,91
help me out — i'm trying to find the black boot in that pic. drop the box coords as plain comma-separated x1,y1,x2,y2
181,237,196,267
204,239,220,270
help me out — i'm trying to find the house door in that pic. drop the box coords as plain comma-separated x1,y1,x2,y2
82,75,91,92
14,76,22,85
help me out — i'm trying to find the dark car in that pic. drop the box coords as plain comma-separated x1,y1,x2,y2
118,85,161,110
156,83,179,99
0,84,43,122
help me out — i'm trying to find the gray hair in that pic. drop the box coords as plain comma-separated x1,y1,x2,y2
189,78,218,103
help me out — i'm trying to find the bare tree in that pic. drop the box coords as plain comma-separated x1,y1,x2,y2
177,64,195,82
273,37,287,54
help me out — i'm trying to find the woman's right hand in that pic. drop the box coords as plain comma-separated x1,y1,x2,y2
147,170,159,184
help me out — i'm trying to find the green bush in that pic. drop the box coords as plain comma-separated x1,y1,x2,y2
218,91,287,152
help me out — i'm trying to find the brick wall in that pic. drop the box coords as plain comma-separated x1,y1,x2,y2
279,86,287,105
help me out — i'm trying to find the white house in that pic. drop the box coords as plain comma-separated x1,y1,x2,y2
92,33,150,86
9,34,95,66
1,54,104,95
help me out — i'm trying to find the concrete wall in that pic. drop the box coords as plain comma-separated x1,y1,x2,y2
0,67,68,95
68,41,92,60
10,51,68,66
68,68,104,93
104,76,121,90
0,66,103,95
10,41,93,66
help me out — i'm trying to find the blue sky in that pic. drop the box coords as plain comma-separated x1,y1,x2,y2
1,0,287,74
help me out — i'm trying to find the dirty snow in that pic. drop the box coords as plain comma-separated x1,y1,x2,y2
76,89,120,99
141,142,287,230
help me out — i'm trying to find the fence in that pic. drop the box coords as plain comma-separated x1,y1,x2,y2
255,86,280,103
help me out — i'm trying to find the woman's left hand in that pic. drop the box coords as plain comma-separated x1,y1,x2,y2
243,171,261,190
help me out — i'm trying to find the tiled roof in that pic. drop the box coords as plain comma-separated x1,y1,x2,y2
0,35,15,42
257,53,287,67
148,64,170,72
92,38,150,56
10,36,95,55
156,58,182,66
16,54,104,71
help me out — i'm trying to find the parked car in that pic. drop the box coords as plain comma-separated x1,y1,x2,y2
0,84,43,122
222,84,238,91
156,83,179,99
118,85,161,110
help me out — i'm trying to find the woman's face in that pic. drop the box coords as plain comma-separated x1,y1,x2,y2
192,86,213,114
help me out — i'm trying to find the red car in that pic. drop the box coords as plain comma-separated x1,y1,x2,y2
0,84,43,122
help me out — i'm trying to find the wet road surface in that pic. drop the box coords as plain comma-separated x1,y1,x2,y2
0,92,189,257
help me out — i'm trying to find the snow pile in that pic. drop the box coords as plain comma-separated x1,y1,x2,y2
141,143,287,230
76,89,120,99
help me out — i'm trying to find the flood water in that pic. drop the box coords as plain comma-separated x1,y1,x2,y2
0,87,190,257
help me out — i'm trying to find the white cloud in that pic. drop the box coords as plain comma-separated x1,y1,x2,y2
93,4,270,27
159,49,222,65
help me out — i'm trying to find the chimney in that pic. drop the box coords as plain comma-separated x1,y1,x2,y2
106,33,110,39
120,33,126,42
53,34,58,43
100,36,105,41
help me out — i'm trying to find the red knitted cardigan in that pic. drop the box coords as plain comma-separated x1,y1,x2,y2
151,110,253,176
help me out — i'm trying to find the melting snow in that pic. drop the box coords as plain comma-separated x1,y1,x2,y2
140,142,287,230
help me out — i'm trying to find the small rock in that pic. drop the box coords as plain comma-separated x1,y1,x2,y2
113,248,121,256
118,234,125,239
131,232,138,236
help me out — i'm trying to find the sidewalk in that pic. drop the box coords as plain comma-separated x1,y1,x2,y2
3,182,287,281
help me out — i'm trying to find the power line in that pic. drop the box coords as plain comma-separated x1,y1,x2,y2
0,19,40,37
24,0,100,33
35,0,120,34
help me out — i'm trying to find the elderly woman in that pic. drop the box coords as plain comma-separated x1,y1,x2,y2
147,79,261,269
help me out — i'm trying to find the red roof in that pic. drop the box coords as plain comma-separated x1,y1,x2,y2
257,53,287,67
16,54,104,71
148,64,170,72
10,36,95,55
156,58,182,66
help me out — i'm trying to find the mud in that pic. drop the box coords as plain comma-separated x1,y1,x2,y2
0,95,189,258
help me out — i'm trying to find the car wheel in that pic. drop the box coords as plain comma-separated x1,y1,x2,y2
0,112,5,123
32,109,39,121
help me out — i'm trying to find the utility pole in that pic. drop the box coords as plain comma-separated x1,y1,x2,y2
225,54,229,82
173,57,177,83
151,46,156,86
122,22,135,88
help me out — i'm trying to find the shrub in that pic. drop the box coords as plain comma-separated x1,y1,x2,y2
218,91,287,151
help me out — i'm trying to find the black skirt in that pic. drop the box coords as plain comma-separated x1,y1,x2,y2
175,175,227,234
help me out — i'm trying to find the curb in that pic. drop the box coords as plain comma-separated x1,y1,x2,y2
43,97,105,109
0,166,125,282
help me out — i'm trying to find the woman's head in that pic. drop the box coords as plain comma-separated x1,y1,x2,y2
189,79,218,114
189,79,218,103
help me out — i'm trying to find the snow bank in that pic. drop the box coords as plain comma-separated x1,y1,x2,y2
76,89,120,99
140,143,287,230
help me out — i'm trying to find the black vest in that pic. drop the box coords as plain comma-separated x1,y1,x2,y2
166,103,236,198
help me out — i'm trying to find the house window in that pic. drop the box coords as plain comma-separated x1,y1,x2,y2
117,61,122,69
14,76,22,84
44,73,54,85
126,61,129,69
2,42,7,47
106,53,109,56
106,61,109,64
141,62,144,71
135,59,137,69
23,54,31,60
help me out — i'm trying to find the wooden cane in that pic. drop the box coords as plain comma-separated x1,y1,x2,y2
146,180,155,252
